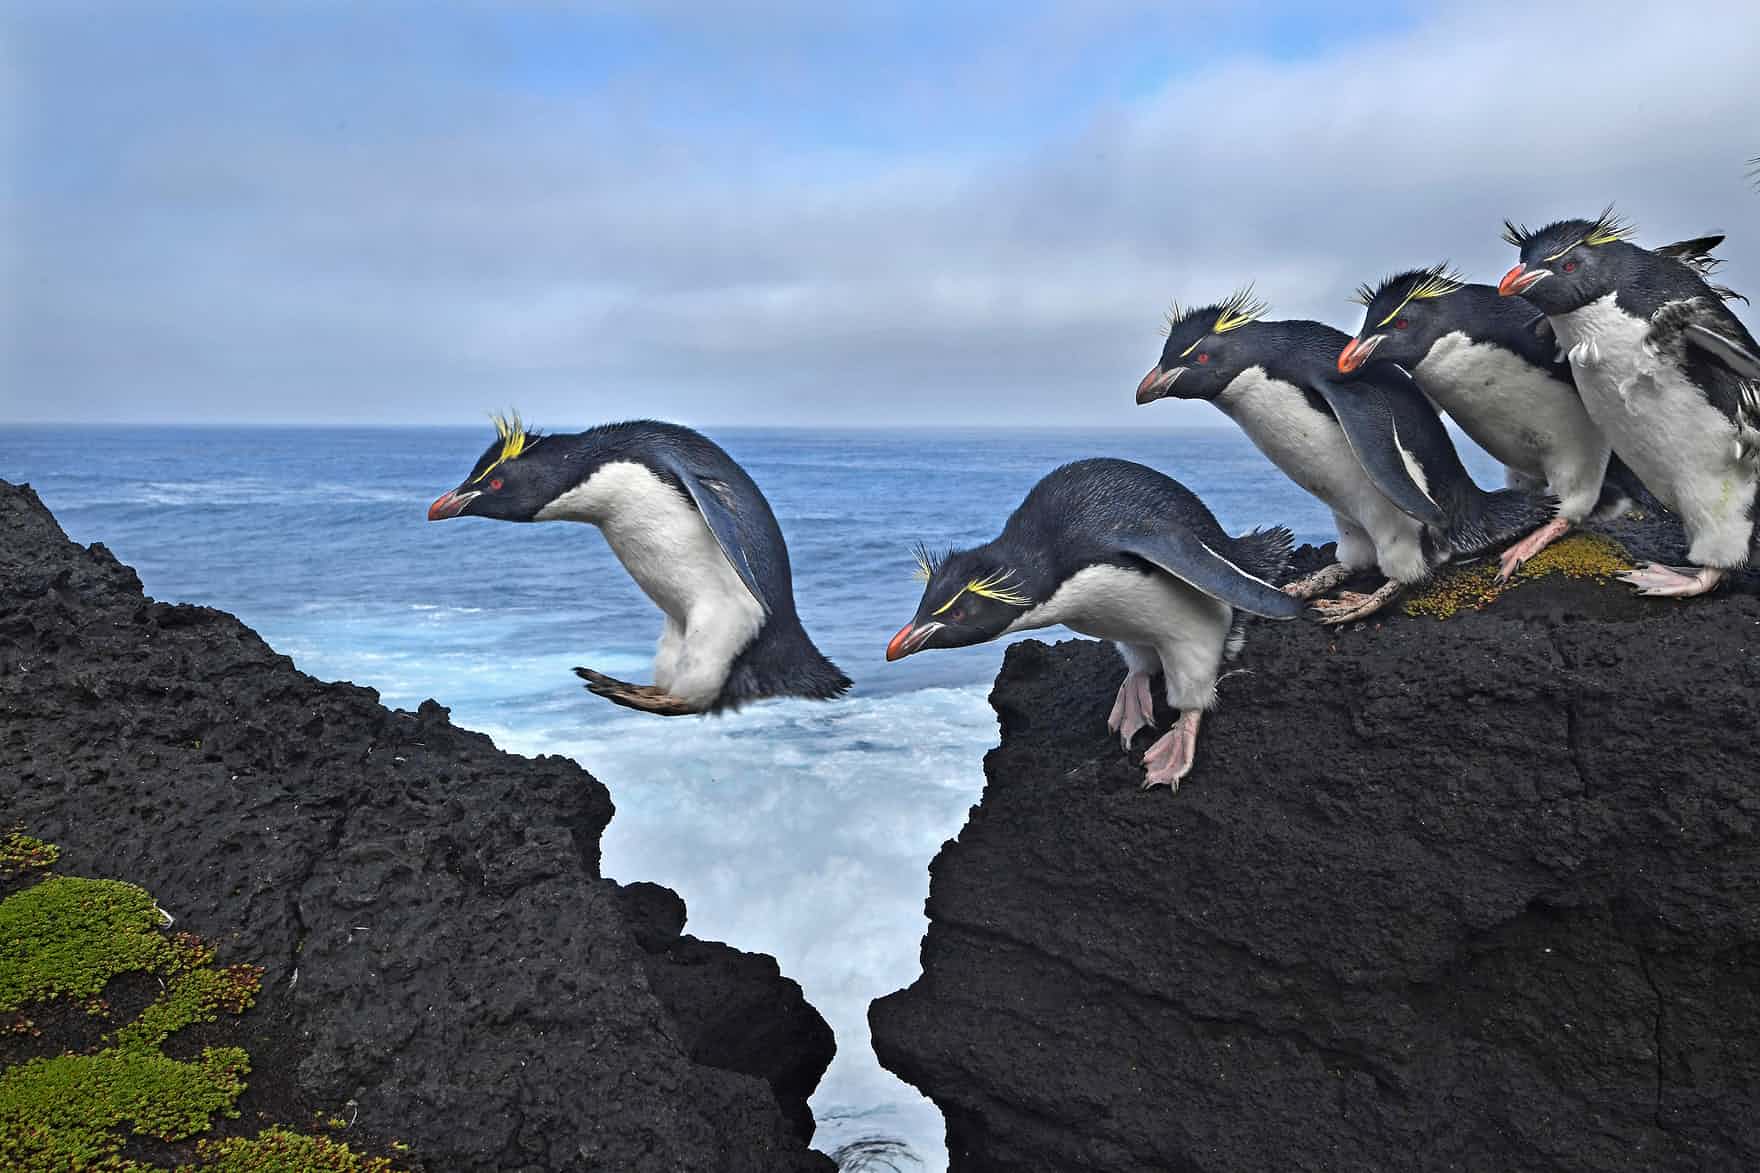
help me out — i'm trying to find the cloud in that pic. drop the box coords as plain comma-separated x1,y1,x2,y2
2,0,1756,426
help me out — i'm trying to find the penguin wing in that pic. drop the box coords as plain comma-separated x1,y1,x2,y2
1684,323,1760,381
1649,301,1760,425
1111,530,1304,620
1309,372,1449,528
652,451,773,615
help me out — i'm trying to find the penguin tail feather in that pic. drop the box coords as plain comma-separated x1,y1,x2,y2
710,615,852,713
1450,487,1558,555
1228,524,1297,585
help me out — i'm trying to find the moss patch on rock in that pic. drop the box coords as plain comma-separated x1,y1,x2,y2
0,831,59,879
1402,532,1636,620
0,838,405,1172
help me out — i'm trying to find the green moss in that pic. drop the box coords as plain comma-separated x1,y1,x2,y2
0,831,59,878
0,837,404,1172
1402,532,1636,620
0,875,173,1013
194,1129,399,1172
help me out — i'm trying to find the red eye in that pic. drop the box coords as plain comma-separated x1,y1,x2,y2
1562,261,1578,273
1196,352,1211,364
489,478,504,491
1394,318,1409,330
950,608,965,622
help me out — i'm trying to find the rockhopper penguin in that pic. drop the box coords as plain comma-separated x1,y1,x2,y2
429,415,850,713
1136,289,1553,623
1500,209,1760,596
884,458,1302,791
1338,264,1652,578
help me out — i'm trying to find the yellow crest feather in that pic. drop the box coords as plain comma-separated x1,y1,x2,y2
962,568,1033,608
1374,265,1465,327
471,410,536,484
1211,285,1267,335
1583,206,1635,247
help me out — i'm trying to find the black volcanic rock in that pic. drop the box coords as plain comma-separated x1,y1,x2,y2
872,520,1760,1172
0,480,835,1173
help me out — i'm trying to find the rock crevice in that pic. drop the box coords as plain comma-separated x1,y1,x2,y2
0,480,835,1173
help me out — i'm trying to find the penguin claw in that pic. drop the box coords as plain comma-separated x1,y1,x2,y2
1495,517,1573,583
1139,712,1201,792
1282,562,1352,601
1107,671,1159,748
1307,580,1403,625
1617,564,1725,598
572,667,701,716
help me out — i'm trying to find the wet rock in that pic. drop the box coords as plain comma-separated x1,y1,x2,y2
0,480,835,1173
872,513,1760,1172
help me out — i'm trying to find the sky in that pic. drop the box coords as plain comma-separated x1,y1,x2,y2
2,0,1757,428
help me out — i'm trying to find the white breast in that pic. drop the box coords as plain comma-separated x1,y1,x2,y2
1552,295,1754,565
1415,332,1609,520
1006,563,1232,711
534,462,765,701
1213,367,1429,579
1214,368,1366,508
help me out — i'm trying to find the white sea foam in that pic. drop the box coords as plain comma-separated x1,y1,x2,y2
473,683,1001,1169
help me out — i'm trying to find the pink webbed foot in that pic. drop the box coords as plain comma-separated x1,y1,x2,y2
1618,564,1725,598
1106,670,1158,749
1282,562,1352,600
1496,516,1573,583
1141,711,1202,792
1307,579,1404,625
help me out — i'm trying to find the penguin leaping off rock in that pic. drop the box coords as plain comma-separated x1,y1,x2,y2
429,415,850,714
1136,289,1553,623
885,458,1302,791
1338,264,1650,579
1500,208,1760,597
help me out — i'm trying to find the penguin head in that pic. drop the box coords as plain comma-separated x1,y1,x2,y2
1339,265,1467,373
885,544,1036,661
1497,208,1637,314
1136,286,1268,404
428,413,566,522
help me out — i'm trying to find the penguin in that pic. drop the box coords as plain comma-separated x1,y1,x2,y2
884,457,1303,790
428,415,851,713
1337,264,1653,579
1135,289,1553,623
1499,208,1760,597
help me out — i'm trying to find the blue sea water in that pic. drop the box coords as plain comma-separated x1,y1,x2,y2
1,424,1498,1168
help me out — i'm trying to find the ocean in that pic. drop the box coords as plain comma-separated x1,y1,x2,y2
0,424,1501,1168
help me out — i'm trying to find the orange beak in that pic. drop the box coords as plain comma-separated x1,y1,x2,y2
885,620,940,662
1498,262,1548,297
1136,365,1181,404
427,489,476,520
1338,335,1380,374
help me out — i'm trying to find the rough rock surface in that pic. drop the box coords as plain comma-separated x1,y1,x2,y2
872,519,1760,1172
0,480,835,1173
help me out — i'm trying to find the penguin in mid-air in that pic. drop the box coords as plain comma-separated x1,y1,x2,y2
429,415,850,713
1136,289,1553,622
1500,209,1760,597
885,458,1302,790
1338,263,1655,579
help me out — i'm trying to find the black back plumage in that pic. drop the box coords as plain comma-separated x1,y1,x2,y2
992,458,1296,595
1356,271,1568,376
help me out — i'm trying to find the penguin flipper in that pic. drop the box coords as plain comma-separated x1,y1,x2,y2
1310,372,1448,529
652,452,771,614
1684,323,1760,381
1112,530,1304,620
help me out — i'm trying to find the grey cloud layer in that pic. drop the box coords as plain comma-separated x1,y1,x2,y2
3,0,1756,425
